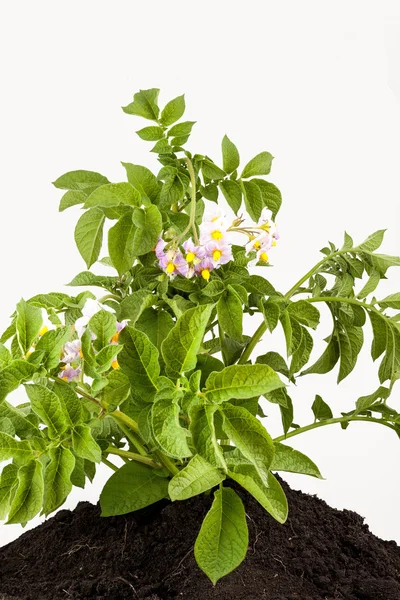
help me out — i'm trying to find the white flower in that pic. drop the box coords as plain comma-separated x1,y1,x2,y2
74,298,114,338
62,339,82,363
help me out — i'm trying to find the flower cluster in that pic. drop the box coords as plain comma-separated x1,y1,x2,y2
58,299,128,382
155,207,279,280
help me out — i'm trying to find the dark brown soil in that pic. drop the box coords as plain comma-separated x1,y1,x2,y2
0,478,399,600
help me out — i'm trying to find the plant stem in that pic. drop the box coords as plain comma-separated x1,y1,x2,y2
273,415,397,443
176,157,199,244
106,446,160,468
102,457,118,472
154,450,180,476
305,296,384,318
238,320,266,365
283,249,348,300
117,421,148,456
110,410,140,434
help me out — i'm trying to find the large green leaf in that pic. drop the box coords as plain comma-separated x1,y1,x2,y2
337,324,363,382
89,310,117,350
194,486,248,584
52,170,109,191
241,152,273,178
221,403,274,484
162,304,213,379
100,370,130,411
122,163,160,202
301,335,340,376
0,432,33,463
84,182,140,209
217,286,243,342
16,299,43,354
0,361,36,403
0,402,39,439
221,135,240,174
252,179,282,219
74,207,105,268
0,463,18,520
242,180,263,222
189,405,226,469
122,88,160,120
271,443,322,478
100,461,168,516
169,454,225,501
287,301,320,329
219,180,242,214
204,364,283,404
354,229,386,252
119,327,160,400
71,424,102,463
53,381,83,426
7,460,44,524
130,205,162,256
36,327,71,370
136,308,174,351
42,446,75,516
25,384,67,439
108,212,136,276
59,190,87,212
151,388,192,459
160,94,185,126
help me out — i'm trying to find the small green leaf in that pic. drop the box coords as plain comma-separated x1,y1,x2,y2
119,327,160,400
162,304,213,379
219,180,242,214
84,182,141,209
160,94,185,126
194,486,248,585
311,394,333,420
241,152,273,179
25,384,67,439
355,386,390,413
204,364,284,404
52,170,110,191
122,88,160,121
36,327,71,370
151,388,192,459
42,447,75,516
0,361,36,404
100,370,130,411
169,454,225,501
242,180,263,222
136,308,174,351
59,190,87,212
354,229,386,252
222,135,240,174
271,443,322,478
53,381,83,426
378,293,400,310
16,299,43,354
337,325,363,382
301,335,340,376
262,301,280,332
89,310,117,349
122,163,160,203
368,311,387,361
7,460,44,524
131,205,163,256
287,301,320,329
357,270,380,300
100,461,168,516
0,432,33,462
217,287,243,342
0,464,18,520
136,126,165,141
74,208,105,268
72,425,102,463
252,179,282,219
168,121,195,137
190,405,226,469
243,274,276,296
221,403,274,484
119,290,154,325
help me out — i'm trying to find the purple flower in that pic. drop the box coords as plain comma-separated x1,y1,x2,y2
159,248,189,277
195,257,215,281
155,237,167,259
205,241,233,267
62,340,82,364
182,238,206,263
58,365,81,382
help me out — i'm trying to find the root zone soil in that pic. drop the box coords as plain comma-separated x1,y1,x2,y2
0,478,399,600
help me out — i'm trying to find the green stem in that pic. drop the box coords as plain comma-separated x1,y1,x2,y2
102,457,118,472
117,421,148,456
110,410,140,434
99,293,121,303
274,415,397,442
49,376,102,407
154,450,180,476
238,320,266,365
284,250,348,300
306,296,383,318
219,324,229,366
106,446,160,468
176,157,199,244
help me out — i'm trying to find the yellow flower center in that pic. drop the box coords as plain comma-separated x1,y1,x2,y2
201,269,211,281
211,230,223,240
260,252,269,263
112,360,119,370
79,349,84,358
39,326,48,337
253,241,261,250
213,249,222,261
186,252,196,263
272,239,277,247
62,376,69,381
166,262,176,274
260,223,271,232
110,332,119,344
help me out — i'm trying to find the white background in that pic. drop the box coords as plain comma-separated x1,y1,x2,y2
0,1,399,548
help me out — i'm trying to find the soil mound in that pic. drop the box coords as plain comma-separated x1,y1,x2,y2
0,478,399,600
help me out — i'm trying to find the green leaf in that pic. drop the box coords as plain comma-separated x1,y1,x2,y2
378,293,400,310
119,290,154,325
357,269,380,299
0,432,33,462
271,443,322,478
122,88,160,121
355,386,390,413
100,461,168,516
119,327,160,400
241,152,273,179
53,381,83,426
151,139,172,154
72,424,102,463
243,274,276,296
122,163,160,203
311,394,333,420
16,299,43,354
160,94,185,126
287,301,320,329
204,364,284,404
74,207,105,268
169,454,225,501
151,388,192,459
219,180,242,214
217,287,243,342
337,325,363,382
362,253,400,276
221,135,240,174
131,205,162,256
0,361,36,403
0,343,11,369
7,460,44,524
221,403,274,484
168,121,195,137
42,447,75,516
252,179,282,219
36,327,71,370
194,486,248,585
59,190,87,212
67,271,117,289
52,170,110,191
100,370,130,411
226,456,288,523
89,310,117,349
354,229,386,252
301,335,340,376
136,308,174,351
84,182,140,209
262,300,280,332
162,304,213,379
368,311,387,360
190,405,226,469
256,351,289,379
0,463,18,520
136,126,165,141
25,384,67,439
0,417,14,436
242,180,263,222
